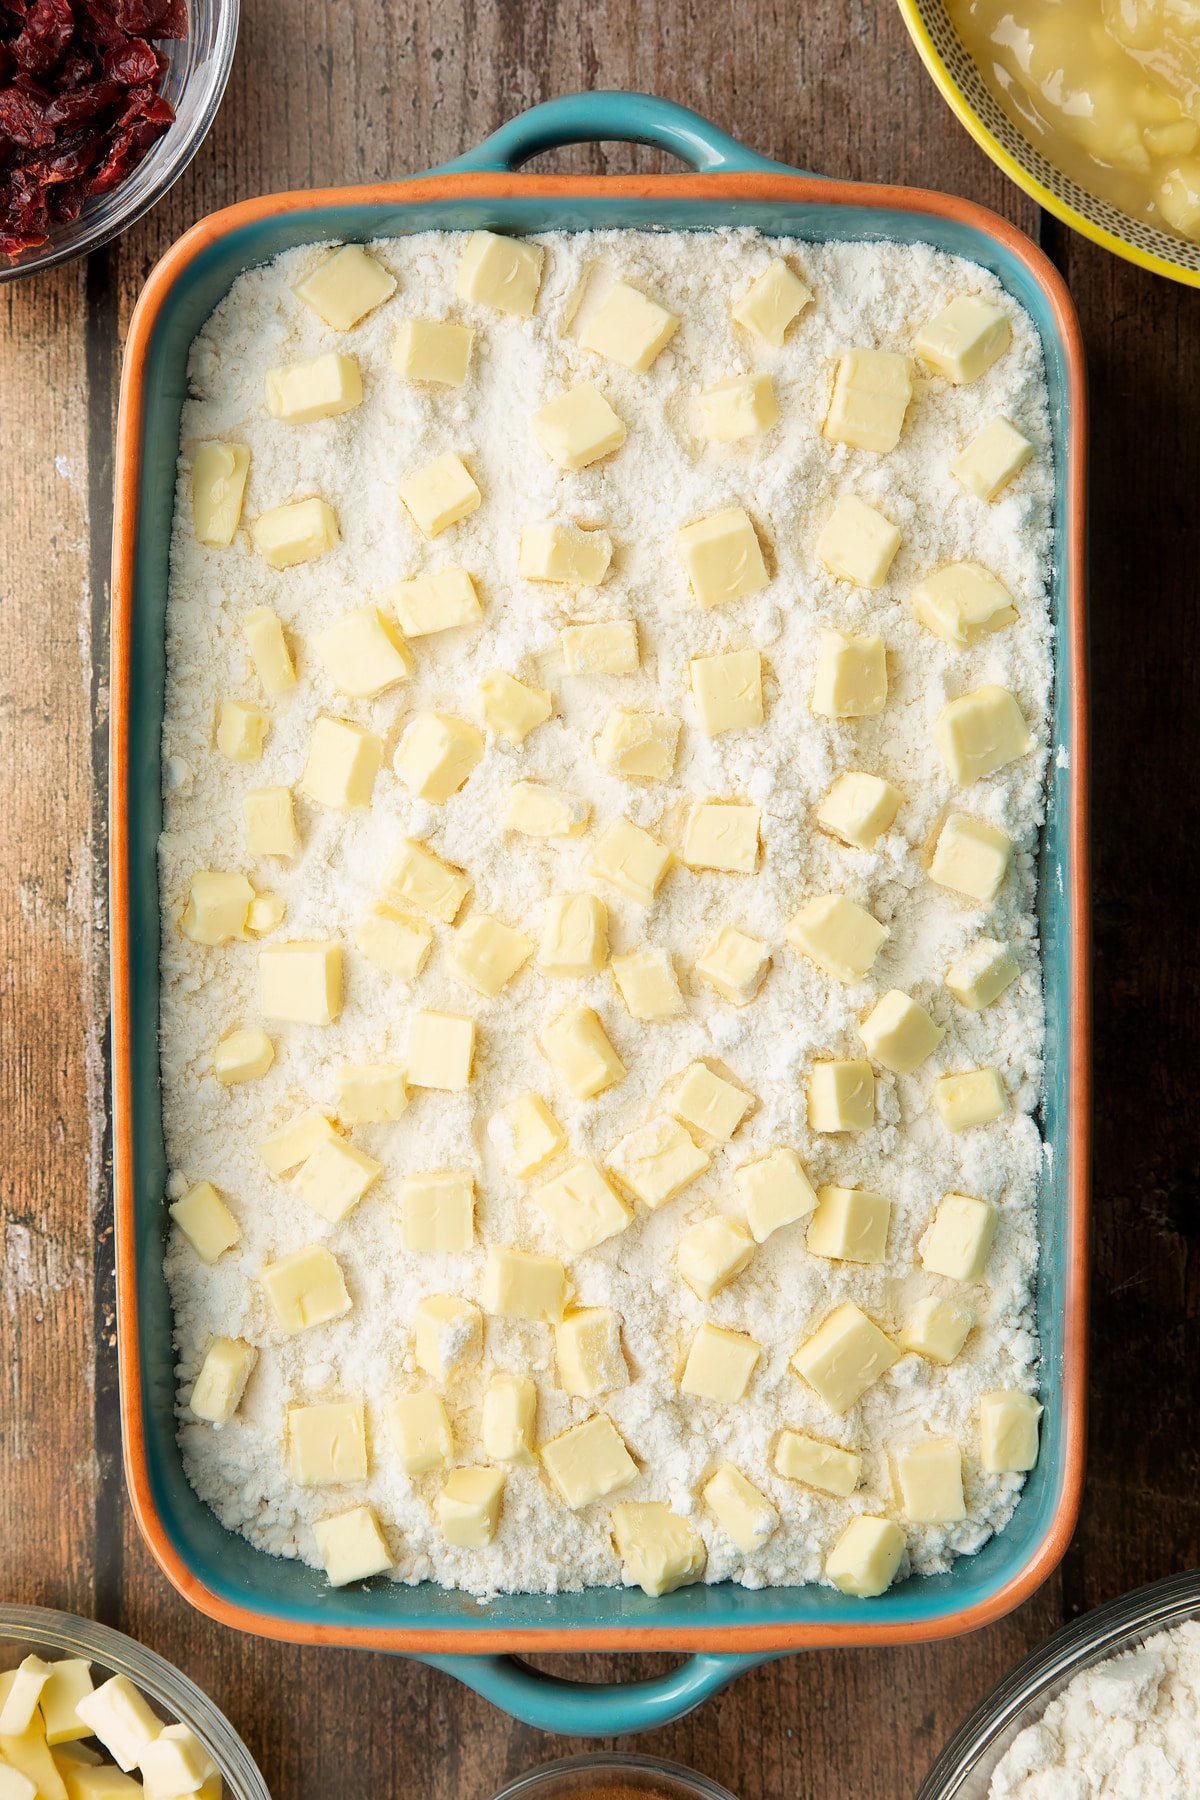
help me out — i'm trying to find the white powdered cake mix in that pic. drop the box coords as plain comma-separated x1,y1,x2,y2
160,226,1054,1598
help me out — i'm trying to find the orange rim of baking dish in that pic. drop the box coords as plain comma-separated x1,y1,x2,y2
112,168,1090,1653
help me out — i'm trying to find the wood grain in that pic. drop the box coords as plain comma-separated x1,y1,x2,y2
0,1,1195,1794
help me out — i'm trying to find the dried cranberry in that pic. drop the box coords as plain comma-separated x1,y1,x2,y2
104,35,160,85
57,46,99,90
46,123,99,180
11,0,73,76
45,76,120,124
0,82,54,148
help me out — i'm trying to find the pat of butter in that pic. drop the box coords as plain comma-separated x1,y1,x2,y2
980,1390,1043,1472
666,1061,752,1142
39,1660,94,1746
930,813,1012,904
611,948,684,1021
189,1337,257,1424
589,818,672,905
534,1159,631,1253
899,1296,975,1365
390,566,482,637
695,925,770,1005
179,870,253,946
894,1438,965,1524
538,893,608,978
251,496,339,569
437,1468,505,1548
532,384,626,471
915,295,1010,383
413,1295,482,1381
946,939,1019,1010
680,1321,760,1400
247,892,285,935
556,1307,628,1397
407,1010,475,1090
456,230,543,317
244,786,298,859
481,1373,537,1462
539,1003,625,1099
392,317,473,386
677,1216,755,1301
520,522,613,585
357,904,433,979
506,781,589,838
736,1148,818,1242
826,1515,905,1598
732,258,812,345
73,1677,161,1772
774,1430,861,1497
611,1502,706,1597
935,685,1033,786
811,629,887,718
450,913,533,997
192,441,249,546
860,989,944,1074
816,494,901,589
807,1185,891,1264
541,1414,638,1508
216,698,266,762
595,708,680,781
258,1109,337,1176
314,605,412,698
934,1067,1007,1131
395,712,485,803
912,562,1017,647
808,1059,875,1132
287,1399,367,1486
0,1727,65,1799
676,507,769,609
265,351,362,423
489,1092,566,1179
681,800,760,873
824,348,912,453
399,453,481,537
689,648,763,734
334,1063,408,1124
482,1246,569,1321
294,244,395,330
561,620,639,674
952,416,1033,501
401,1170,475,1253
294,1137,381,1225
385,839,470,923
261,1246,351,1333
580,280,679,371
703,1465,778,1554
787,894,887,982
698,372,779,442
816,771,902,850
921,1193,997,1283
312,1506,392,1587
138,1725,216,1799
169,1181,240,1264
0,1660,51,1738
259,940,342,1025
792,1303,899,1413
607,1115,709,1209
243,606,296,697
300,715,383,808
480,671,552,744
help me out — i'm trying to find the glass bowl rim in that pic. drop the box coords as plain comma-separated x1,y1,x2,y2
489,1751,741,1800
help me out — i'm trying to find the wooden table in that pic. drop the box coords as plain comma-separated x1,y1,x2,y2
1,1,1194,1792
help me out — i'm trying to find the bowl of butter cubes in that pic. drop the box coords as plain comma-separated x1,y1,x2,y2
0,1605,269,1800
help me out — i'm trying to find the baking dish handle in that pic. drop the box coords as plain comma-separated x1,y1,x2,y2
417,1650,773,1735
431,92,807,177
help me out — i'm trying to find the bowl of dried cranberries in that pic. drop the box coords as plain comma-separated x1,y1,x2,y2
0,0,238,277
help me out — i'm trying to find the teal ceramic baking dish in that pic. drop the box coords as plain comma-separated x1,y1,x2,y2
111,91,1090,1737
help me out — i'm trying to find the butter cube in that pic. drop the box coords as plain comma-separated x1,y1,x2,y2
666,1061,752,1141
589,818,672,905
395,711,485,802
482,1247,568,1322
860,990,944,1074
189,1337,256,1424
2,1736,65,1800
562,620,639,674
489,1092,565,1179
40,1660,94,1745
952,416,1033,501
816,493,902,588
774,1431,861,1497
595,708,680,782
922,1193,997,1283
787,895,887,982
703,1465,778,1554
816,772,902,850
556,1308,628,1397
179,870,252,945
792,1303,899,1413
699,372,779,442
677,508,769,609
74,1676,161,1771
680,1322,760,1401
243,606,296,697
542,1416,638,1508
137,1725,216,1799
894,1437,966,1525
532,384,626,470
295,244,396,329
413,1294,482,1380
357,904,433,979
538,893,608,977
611,1502,705,1597
450,912,534,996
170,1181,240,1263
242,786,298,861
438,1468,505,1547
480,672,552,744
824,348,913,453
930,814,1012,904
915,296,1010,383
607,1115,709,1209
216,698,266,762
385,840,470,923
252,497,339,570
732,259,812,346
677,1216,755,1300
402,1170,475,1253
899,1296,975,1365
313,1505,392,1587
456,231,543,317
0,1660,50,1737
261,1245,351,1334
811,629,887,718
695,925,771,1005
265,351,362,423
407,1010,475,1090
690,649,763,734
521,523,613,585
611,948,684,1021
807,1185,892,1264
808,1059,875,1132
681,801,760,873
314,605,412,698
481,1373,537,1462
287,1400,367,1486
912,563,1017,647
392,317,473,386
539,1003,625,1098
580,280,679,371
247,892,286,935
946,939,1019,1010
736,1148,818,1241
258,1108,337,1176
935,685,1033,785
826,1515,906,1598
535,1159,631,1253
390,567,483,637
334,1063,408,1124
295,1137,381,1224
192,441,249,546
506,782,589,838
934,1067,1007,1130
300,715,382,808
980,1390,1043,1472
399,454,481,537
260,940,342,1025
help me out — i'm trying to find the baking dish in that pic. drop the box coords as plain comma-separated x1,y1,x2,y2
111,90,1090,1736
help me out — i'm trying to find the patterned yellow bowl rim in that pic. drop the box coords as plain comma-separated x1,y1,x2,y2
897,0,1200,287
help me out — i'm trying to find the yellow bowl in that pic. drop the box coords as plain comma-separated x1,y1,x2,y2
897,0,1200,287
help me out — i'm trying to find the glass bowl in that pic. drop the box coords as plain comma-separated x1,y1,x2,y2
917,1569,1200,1798
0,1603,269,1798
490,1754,739,1800
0,0,239,284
